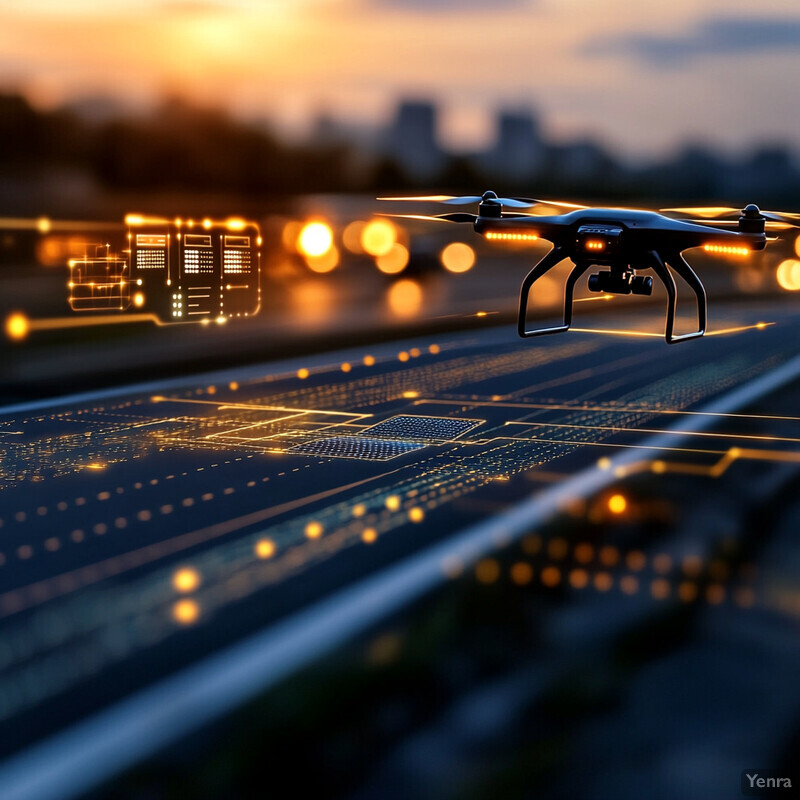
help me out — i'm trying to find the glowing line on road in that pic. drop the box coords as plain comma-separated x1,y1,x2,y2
627,446,800,480
569,322,772,338
23,314,161,333
417,398,800,423
149,396,371,418
574,294,615,302
504,419,800,445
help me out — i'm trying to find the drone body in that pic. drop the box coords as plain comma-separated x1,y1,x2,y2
380,192,793,344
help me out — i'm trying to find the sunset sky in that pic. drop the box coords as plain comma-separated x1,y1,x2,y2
2,0,800,160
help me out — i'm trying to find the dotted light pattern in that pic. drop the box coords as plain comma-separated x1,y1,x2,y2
0,331,793,730
485,231,539,242
362,415,483,443
703,244,750,256
288,436,426,461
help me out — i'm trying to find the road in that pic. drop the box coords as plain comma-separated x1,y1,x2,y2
1,298,800,798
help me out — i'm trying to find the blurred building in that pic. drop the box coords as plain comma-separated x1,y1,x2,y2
482,109,544,181
384,100,444,182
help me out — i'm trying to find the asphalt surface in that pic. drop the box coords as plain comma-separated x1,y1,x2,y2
1,298,800,798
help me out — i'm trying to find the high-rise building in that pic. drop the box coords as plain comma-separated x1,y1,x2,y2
385,100,444,181
485,109,543,181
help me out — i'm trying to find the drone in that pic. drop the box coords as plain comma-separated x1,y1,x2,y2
379,192,800,343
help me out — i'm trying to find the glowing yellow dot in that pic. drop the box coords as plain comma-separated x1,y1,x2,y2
305,521,323,539
597,457,611,470
341,362,352,373
547,537,568,560
172,567,201,593
429,344,440,354
363,355,375,366
305,246,339,273
409,507,424,523
475,558,500,584
608,493,627,514
342,220,367,254
440,241,476,273
569,568,589,589
385,495,401,511
229,381,239,391
298,221,334,258
5,312,29,341
626,550,646,571
361,527,378,544
651,578,671,599
375,242,409,274
574,543,594,564
678,581,698,603
173,598,200,625
361,219,396,257
255,538,276,559
352,503,367,518
706,584,726,605
599,545,619,566
682,555,703,577
297,368,309,379
510,561,533,585
398,351,410,362
776,259,800,291
653,553,672,574
133,292,145,308
541,566,561,587
402,390,420,398
202,218,212,230
387,279,423,319
594,572,613,592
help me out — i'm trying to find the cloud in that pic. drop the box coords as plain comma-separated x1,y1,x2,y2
588,16,800,67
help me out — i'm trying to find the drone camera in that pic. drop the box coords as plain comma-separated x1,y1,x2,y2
588,271,653,296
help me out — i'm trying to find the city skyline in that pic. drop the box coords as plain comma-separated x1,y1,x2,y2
2,0,800,160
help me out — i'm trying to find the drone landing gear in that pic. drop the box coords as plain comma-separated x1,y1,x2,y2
517,248,707,344
517,246,591,338
644,250,707,343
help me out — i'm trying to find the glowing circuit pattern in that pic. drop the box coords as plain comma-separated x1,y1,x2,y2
1,321,800,758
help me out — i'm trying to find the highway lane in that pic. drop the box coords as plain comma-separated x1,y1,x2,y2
1,298,799,798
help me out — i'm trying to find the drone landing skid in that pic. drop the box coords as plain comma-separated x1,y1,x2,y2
517,248,707,344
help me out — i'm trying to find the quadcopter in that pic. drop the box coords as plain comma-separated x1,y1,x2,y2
379,192,800,343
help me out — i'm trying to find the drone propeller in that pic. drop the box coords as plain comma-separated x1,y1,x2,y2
682,218,794,231
663,205,800,228
378,191,588,211
378,212,477,224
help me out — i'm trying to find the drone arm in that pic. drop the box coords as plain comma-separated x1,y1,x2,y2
647,250,706,344
518,246,592,338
